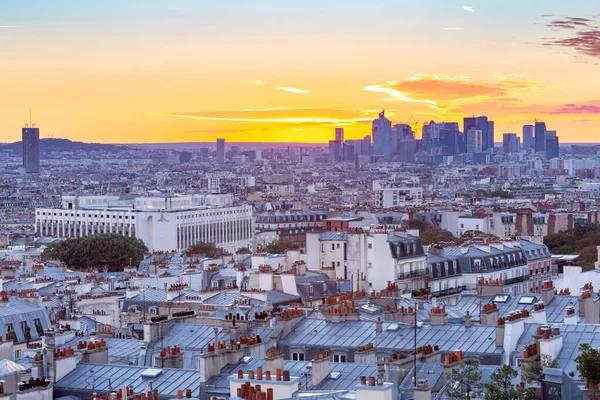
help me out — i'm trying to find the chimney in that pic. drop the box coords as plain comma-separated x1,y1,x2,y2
354,343,376,364
496,319,505,347
414,379,432,400
564,306,578,324
442,350,467,382
579,290,599,324
154,345,184,369
265,347,284,375
80,339,109,364
31,352,44,379
376,317,383,332
542,280,555,305
539,327,564,361
311,351,331,386
418,300,425,310
481,303,499,326
356,376,394,400
429,305,447,326
464,311,472,328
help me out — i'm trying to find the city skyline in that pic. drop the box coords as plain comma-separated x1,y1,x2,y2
1,0,600,143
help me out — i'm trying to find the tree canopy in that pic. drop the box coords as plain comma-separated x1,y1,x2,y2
444,362,483,400
544,222,600,270
185,242,224,258
41,234,148,272
521,354,559,386
420,228,456,245
459,230,501,243
576,343,600,398
265,239,295,254
484,364,535,400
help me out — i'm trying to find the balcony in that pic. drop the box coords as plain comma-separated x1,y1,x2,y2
398,269,429,280
430,286,465,298
503,275,530,286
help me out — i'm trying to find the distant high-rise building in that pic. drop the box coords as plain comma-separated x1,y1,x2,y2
328,140,340,163
439,128,459,156
534,121,546,153
335,128,344,144
179,151,192,164
372,111,392,159
361,135,371,155
216,138,225,164
486,120,495,150
397,138,416,163
522,125,534,150
545,131,559,159
22,126,40,173
503,133,520,154
463,117,477,138
466,128,482,154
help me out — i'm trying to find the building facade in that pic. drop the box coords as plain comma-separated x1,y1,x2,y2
35,195,254,253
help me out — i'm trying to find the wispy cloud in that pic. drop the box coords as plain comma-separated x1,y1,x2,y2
547,101,600,114
542,15,600,60
237,107,313,112
462,6,474,12
248,80,266,85
0,25,20,28
443,27,463,31
276,86,310,94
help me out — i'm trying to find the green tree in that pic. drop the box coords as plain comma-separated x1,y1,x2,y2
185,242,223,258
406,218,432,232
459,230,500,243
521,354,559,386
265,239,295,254
444,362,483,400
484,364,535,400
41,234,147,272
543,232,576,254
420,228,456,245
576,245,598,271
575,343,600,398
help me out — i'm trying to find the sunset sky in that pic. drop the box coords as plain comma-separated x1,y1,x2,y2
1,0,599,143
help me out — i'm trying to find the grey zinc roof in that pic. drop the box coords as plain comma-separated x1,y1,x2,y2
450,293,579,323
55,364,202,398
319,232,348,241
205,359,377,392
0,297,52,343
279,318,502,357
515,323,600,380
58,336,145,366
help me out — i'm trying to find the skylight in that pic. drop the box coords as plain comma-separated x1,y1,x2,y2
492,295,509,303
140,368,162,378
518,296,536,305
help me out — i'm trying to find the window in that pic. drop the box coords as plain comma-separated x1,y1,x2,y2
336,243,340,249
292,352,305,361
331,244,335,251
333,354,347,363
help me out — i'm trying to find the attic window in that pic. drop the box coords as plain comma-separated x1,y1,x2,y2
492,295,509,303
518,296,536,305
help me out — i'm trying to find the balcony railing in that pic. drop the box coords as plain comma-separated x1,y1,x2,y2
398,269,429,280
503,275,530,286
429,286,465,298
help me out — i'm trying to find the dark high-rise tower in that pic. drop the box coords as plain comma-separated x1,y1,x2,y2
522,125,534,150
22,125,40,173
216,138,225,164
534,121,546,153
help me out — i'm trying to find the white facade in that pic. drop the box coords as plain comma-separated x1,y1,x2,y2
35,195,254,253
373,187,423,208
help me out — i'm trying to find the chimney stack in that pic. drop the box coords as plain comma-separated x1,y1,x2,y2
464,311,472,328
414,379,432,400
311,351,331,386
542,280,554,305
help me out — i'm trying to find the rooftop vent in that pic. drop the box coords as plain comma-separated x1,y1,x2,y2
141,368,162,378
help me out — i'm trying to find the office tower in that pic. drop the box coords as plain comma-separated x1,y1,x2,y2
466,128,482,154
522,125,534,150
545,131,559,159
397,138,416,163
372,111,392,159
474,116,490,151
534,121,546,153
503,133,520,153
328,140,340,163
486,120,495,150
22,125,40,173
362,135,371,155
179,151,192,164
463,117,477,138
439,128,459,156
335,128,344,144
216,138,225,164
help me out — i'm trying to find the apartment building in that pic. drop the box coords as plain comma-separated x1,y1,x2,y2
35,194,254,253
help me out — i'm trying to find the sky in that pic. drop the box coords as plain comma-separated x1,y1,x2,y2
1,0,599,144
